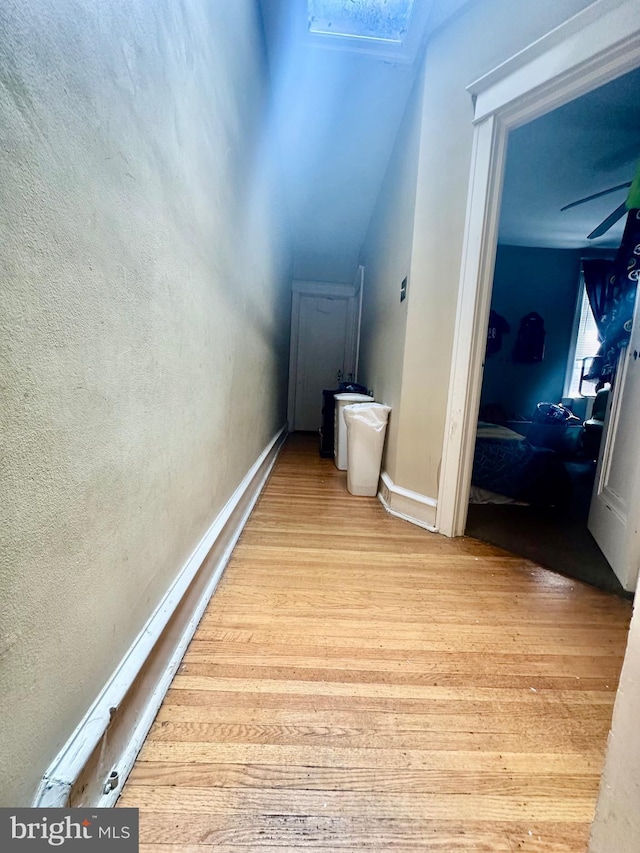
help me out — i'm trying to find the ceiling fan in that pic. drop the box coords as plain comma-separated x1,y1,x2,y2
561,160,640,240
561,181,631,239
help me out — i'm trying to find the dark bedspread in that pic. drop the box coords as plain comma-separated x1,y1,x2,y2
472,436,572,506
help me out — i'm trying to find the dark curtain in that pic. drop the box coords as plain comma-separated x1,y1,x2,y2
584,209,640,384
583,258,615,340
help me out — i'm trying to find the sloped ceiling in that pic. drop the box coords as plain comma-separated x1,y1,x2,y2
258,0,471,283
259,2,640,283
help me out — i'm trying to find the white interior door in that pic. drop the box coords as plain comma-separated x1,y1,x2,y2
588,312,640,592
292,293,351,432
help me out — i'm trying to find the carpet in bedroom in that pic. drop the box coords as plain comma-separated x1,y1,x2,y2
465,461,632,599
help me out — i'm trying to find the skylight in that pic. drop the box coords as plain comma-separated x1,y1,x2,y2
308,0,416,43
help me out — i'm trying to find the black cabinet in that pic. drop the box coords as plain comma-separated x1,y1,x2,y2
319,389,338,458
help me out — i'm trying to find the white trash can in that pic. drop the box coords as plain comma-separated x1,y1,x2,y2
343,403,392,496
333,392,374,470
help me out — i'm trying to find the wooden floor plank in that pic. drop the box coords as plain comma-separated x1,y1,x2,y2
134,814,586,850
135,742,608,774
118,434,631,851
119,785,598,822
126,763,602,796
150,705,613,731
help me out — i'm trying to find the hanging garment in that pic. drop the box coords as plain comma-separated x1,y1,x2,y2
513,312,546,363
486,310,510,357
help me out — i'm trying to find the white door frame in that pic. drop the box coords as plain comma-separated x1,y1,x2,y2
436,0,640,537
353,265,365,383
287,280,359,430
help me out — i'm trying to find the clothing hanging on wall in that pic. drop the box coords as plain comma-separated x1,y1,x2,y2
513,312,546,363
486,310,510,357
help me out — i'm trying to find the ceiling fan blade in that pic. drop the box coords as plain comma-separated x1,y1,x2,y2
561,182,631,212
587,202,628,240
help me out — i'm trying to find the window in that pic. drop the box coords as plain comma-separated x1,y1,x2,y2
308,0,415,43
565,274,601,398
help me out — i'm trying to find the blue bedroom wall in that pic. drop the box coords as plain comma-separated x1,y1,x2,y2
480,245,581,421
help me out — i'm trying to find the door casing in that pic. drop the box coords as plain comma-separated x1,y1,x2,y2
287,279,360,431
436,0,640,538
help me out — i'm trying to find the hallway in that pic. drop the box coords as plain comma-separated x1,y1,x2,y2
118,434,631,851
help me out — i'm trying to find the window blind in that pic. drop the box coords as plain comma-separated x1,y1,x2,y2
566,276,601,398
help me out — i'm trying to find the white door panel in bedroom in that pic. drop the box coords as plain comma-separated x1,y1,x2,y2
290,289,355,432
588,300,640,592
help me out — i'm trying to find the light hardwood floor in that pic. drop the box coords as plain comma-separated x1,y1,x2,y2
119,434,632,852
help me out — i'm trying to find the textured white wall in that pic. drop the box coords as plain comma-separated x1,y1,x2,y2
0,0,291,805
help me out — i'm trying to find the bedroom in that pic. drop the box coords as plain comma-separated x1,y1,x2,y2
465,63,640,596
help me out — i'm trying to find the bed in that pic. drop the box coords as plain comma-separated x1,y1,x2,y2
470,422,572,507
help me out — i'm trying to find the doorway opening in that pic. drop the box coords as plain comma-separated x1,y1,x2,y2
436,1,640,596
287,268,366,438
462,65,640,597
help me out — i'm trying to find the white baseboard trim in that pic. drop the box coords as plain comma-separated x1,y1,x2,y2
34,424,288,809
378,470,438,533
